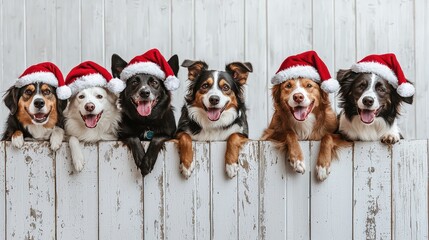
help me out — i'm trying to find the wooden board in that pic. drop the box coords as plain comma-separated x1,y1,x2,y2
0,142,5,239
194,142,211,239
6,141,56,240
56,142,98,240
353,142,392,240
99,141,144,240
392,140,428,240
81,0,104,62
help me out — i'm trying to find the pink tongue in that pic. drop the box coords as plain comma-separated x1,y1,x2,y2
34,113,45,119
207,108,222,121
293,107,308,121
137,101,152,117
360,110,375,124
84,115,98,128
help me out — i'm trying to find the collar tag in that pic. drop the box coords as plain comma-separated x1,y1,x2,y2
144,130,154,140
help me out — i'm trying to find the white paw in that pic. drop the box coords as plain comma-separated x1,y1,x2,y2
11,135,24,148
50,135,63,151
381,133,400,145
180,161,195,179
290,160,306,174
226,163,239,178
316,165,330,181
72,155,85,172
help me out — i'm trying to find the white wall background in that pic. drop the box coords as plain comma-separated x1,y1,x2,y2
0,0,428,139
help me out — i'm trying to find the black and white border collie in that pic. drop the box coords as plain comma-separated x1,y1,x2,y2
176,60,252,179
337,70,413,144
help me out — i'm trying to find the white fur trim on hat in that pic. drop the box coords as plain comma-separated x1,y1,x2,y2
164,75,180,91
271,65,320,85
106,77,126,94
57,86,72,100
320,78,340,93
351,61,398,88
120,61,165,80
68,73,107,95
396,82,415,97
16,71,58,88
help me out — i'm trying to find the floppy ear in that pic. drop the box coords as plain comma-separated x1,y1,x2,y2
225,62,253,86
4,86,20,115
336,69,355,83
167,55,180,76
111,54,128,78
181,60,208,81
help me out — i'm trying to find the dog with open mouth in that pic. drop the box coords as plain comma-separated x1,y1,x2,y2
262,51,350,181
337,53,414,144
63,61,125,172
2,62,70,151
176,59,253,179
111,49,180,176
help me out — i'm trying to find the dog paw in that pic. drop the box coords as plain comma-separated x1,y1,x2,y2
72,156,85,172
381,133,400,145
226,163,239,178
316,165,331,181
180,161,195,179
290,160,306,174
50,136,63,151
11,135,24,149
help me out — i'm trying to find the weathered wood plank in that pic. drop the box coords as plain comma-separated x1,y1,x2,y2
56,143,98,240
99,141,143,240
237,141,259,240
81,0,104,63
144,142,166,240
194,142,211,240
334,0,357,68
6,141,56,240
164,141,194,239
0,142,5,239
392,140,428,240
353,142,392,240
310,141,353,239
210,141,238,240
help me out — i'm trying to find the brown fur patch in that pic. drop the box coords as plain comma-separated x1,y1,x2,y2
11,130,23,139
219,79,238,111
317,133,352,168
177,132,193,168
225,133,248,165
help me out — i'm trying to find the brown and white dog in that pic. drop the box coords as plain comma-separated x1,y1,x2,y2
1,62,70,151
262,51,349,181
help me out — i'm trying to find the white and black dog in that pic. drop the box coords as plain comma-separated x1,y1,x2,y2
337,54,414,144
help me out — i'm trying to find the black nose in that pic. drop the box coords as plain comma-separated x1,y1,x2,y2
362,96,374,107
139,89,151,98
85,102,95,112
34,98,45,109
209,95,220,105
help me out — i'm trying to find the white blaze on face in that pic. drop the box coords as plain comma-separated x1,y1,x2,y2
202,71,230,121
287,79,312,108
29,85,50,125
357,73,380,110
76,87,107,128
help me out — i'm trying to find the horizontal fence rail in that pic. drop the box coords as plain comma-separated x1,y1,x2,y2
0,140,427,240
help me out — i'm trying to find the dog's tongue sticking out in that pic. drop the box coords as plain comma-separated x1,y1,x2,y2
84,115,98,128
137,101,153,117
292,107,308,121
207,108,222,121
360,109,376,124
34,113,46,120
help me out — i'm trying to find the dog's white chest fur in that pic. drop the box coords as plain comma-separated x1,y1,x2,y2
339,113,399,141
291,113,316,140
27,125,53,140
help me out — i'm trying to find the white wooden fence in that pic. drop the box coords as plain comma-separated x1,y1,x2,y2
0,140,427,240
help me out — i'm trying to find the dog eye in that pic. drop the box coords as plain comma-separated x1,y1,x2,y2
24,89,33,95
222,85,230,91
201,83,209,89
306,83,312,88
42,89,51,95
78,95,85,99
285,83,292,89
377,87,386,93
96,94,103,99
131,79,140,86
149,78,159,87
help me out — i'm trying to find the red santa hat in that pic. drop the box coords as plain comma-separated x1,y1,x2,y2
16,62,71,100
65,61,126,96
351,53,415,97
120,48,180,91
271,50,339,93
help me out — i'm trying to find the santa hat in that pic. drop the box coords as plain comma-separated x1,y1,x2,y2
351,53,415,97
16,62,71,100
271,51,339,93
120,48,180,91
65,61,126,96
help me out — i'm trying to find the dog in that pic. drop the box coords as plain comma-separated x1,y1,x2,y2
337,70,413,143
111,51,179,176
64,87,121,171
176,60,253,179
2,82,66,150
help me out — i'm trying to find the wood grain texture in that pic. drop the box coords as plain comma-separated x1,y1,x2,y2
194,142,211,240
0,142,4,239
392,140,428,240
81,0,104,63
6,141,56,240
56,143,98,240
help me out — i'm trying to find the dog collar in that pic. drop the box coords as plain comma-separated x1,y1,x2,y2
144,130,154,140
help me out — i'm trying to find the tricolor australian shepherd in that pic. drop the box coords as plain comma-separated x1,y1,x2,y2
2,83,66,150
111,54,179,176
337,70,413,143
176,60,253,179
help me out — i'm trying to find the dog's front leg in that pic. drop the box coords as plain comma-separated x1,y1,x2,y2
50,126,64,151
10,130,24,148
225,133,248,178
285,131,305,174
142,135,170,176
381,121,401,145
177,132,194,179
69,136,84,172
123,137,146,173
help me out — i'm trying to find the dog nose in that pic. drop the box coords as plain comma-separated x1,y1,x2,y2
85,102,95,112
362,96,374,107
139,89,151,98
33,98,45,109
293,93,304,103
209,95,220,105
